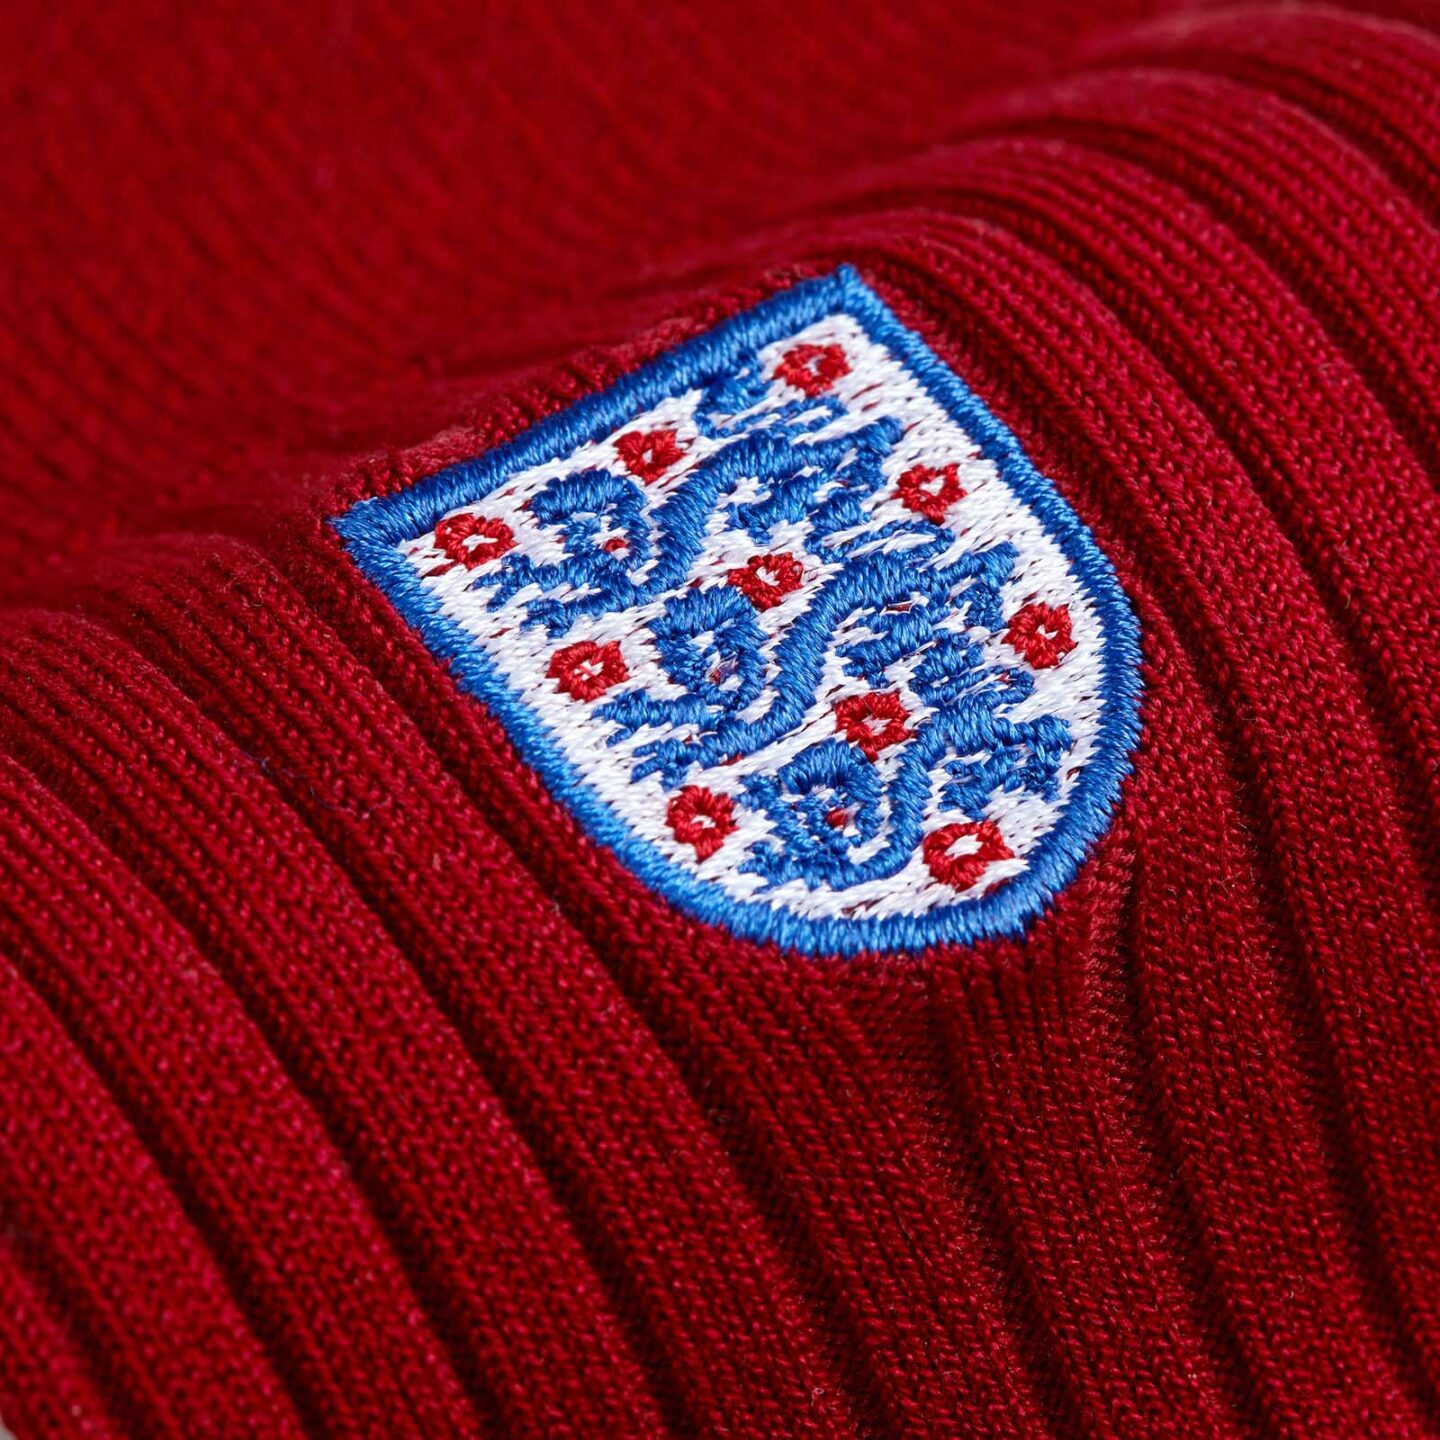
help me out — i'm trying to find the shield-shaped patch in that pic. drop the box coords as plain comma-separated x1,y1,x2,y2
334,267,1141,955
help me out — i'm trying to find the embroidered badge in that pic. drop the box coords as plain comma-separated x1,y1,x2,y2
334,268,1141,954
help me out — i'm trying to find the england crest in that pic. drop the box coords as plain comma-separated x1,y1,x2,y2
334,268,1141,955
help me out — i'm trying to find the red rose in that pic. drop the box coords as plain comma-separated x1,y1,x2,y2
726,552,804,610
615,427,686,483
923,820,1013,892
548,640,629,701
833,691,912,761
1005,602,1076,669
667,786,736,861
896,462,965,525
773,342,849,397
434,511,515,568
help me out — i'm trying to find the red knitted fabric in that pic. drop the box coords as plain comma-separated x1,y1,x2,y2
3,2,1440,1436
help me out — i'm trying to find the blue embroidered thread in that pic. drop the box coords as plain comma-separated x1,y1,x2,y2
332,266,1143,956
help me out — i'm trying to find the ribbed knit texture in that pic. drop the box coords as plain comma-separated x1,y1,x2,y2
2,1,1439,1435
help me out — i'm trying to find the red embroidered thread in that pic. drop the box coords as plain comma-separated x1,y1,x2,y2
615,428,687,483
667,786,736,860
434,512,515,568
1005,602,1076,669
773,343,849,397
896,462,965,525
833,691,913,760
726,553,805,610
548,640,629,701
923,820,1013,891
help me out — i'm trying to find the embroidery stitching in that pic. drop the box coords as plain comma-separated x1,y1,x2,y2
333,267,1142,956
